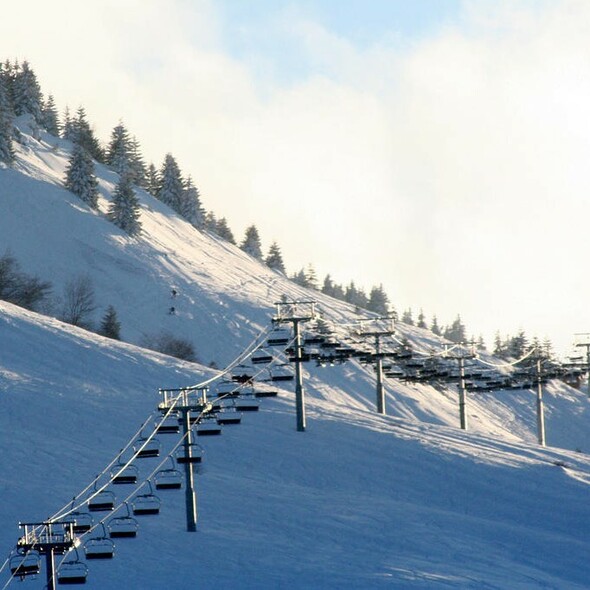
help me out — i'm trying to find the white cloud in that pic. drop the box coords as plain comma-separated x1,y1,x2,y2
2,0,590,353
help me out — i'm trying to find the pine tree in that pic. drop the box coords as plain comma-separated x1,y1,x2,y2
0,61,16,114
145,162,159,196
71,106,104,162
240,225,263,260
265,241,286,273
180,175,205,228
128,136,147,187
64,143,99,209
205,211,218,233
12,61,43,122
107,173,142,235
367,284,390,315
305,264,318,290
417,309,427,329
41,94,60,136
431,315,442,336
444,315,467,344
0,74,15,164
322,274,335,297
106,122,132,176
62,106,74,140
493,331,504,357
157,153,184,213
99,305,121,339
291,268,308,287
344,281,368,309
402,309,414,325
215,217,236,243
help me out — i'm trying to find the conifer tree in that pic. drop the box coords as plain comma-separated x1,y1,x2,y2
291,268,309,287
0,75,15,164
107,173,142,235
71,106,104,162
62,106,74,140
265,241,286,273
12,61,43,122
145,162,159,196
157,153,184,213
402,309,414,325
106,122,132,176
367,285,390,316
99,305,121,339
215,217,236,243
181,175,205,228
305,264,319,290
0,61,15,114
444,315,467,344
64,143,99,209
205,211,218,233
431,315,442,336
240,225,263,260
41,95,60,136
128,136,147,187
417,309,427,329
321,274,335,297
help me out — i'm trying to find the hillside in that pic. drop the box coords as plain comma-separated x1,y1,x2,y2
2,120,590,588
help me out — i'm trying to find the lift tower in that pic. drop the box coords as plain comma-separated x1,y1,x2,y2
273,300,316,431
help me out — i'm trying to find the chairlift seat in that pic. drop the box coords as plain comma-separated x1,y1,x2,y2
216,411,242,425
196,421,222,435
155,468,183,490
132,494,161,516
111,464,138,485
10,552,40,579
57,561,89,585
234,398,260,412
108,516,139,538
85,538,114,560
88,491,115,512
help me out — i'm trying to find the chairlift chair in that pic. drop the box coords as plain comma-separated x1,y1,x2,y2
196,415,223,436
57,548,88,585
84,525,115,560
110,462,139,485
216,408,242,425
175,442,204,464
108,505,139,539
134,436,161,459
234,396,261,412
155,459,183,490
10,550,40,580
231,364,255,384
60,510,94,534
156,412,181,434
88,489,116,512
251,348,274,364
132,483,161,516
270,365,294,382
267,327,291,347
213,379,241,397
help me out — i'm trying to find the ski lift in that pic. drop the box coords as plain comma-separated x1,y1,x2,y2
110,461,138,485
10,549,40,580
213,379,241,397
270,364,294,382
251,348,274,364
231,364,255,384
134,435,161,458
84,524,115,560
156,412,180,434
304,334,325,346
108,504,139,538
216,408,242,425
234,396,260,412
253,389,278,398
87,488,116,513
60,509,94,534
155,458,183,490
57,548,88,585
175,442,204,464
132,482,161,516
267,327,291,347
196,415,222,436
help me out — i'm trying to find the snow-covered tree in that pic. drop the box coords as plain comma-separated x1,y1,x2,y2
71,106,104,162
107,173,142,236
444,315,467,344
157,153,184,213
41,95,60,136
431,315,442,336
128,136,147,187
0,75,15,163
64,143,99,209
215,217,236,243
12,61,43,122
180,175,205,228
62,106,74,140
99,305,121,340
265,241,286,273
106,122,132,176
367,284,390,316
345,282,367,309
240,225,263,260
145,162,159,196
417,309,427,329
401,309,414,325
0,61,15,114
305,264,319,290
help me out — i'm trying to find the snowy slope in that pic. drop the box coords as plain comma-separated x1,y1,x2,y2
2,121,590,588
2,302,590,589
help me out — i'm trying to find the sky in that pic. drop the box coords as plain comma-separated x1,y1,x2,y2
1,0,589,355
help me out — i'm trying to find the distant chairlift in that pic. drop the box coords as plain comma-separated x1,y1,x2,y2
196,414,222,436
110,461,139,485
84,524,115,560
216,406,242,425
155,458,183,490
57,548,88,585
231,364,255,384
134,435,161,459
60,503,94,534
10,550,40,580
156,412,181,434
270,364,294,382
267,327,291,347
87,487,116,513
175,442,204,465
234,396,261,412
251,348,274,364
108,504,139,538
132,482,161,516
213,379,241,398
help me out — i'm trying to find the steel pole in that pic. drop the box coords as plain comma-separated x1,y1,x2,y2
181,408,197,531
375,335,385,415
458,357,467,430
536,358,546,446
294,319,306,431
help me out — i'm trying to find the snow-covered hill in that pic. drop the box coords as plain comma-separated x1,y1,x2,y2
2,120,590,588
